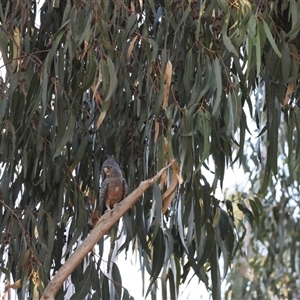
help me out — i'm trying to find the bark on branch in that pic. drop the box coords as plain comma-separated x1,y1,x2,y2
40,160,175,300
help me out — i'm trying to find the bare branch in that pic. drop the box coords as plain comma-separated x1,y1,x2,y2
40,160,176,300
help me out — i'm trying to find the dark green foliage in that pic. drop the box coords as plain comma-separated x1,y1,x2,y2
1,0,300,299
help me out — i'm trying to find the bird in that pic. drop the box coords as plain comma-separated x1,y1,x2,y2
99,157,128,216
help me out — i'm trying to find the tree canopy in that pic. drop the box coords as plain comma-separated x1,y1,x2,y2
1,0,300,299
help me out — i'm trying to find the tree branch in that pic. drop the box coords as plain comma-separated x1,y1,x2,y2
40,160,176,300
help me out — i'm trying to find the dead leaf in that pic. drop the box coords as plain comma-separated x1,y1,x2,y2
162,61,172,109
127,35,138,60
159,169,167,190
162,161,182,214
130,1,135,14
93,67,103,106
22,249,31,270
139,0,143,10
91,84,103,106
154,119,159,143
80,39,89,61
5,279,21,291
96,110,108,129
283,82,294,106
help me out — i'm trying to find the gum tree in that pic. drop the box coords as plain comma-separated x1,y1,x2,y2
1,0,300,299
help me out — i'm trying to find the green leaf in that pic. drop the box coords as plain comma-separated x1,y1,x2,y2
197,110,211,164
210,245,221,300
44,213,55,271
212,58,222,117
69,134,88,171
262,20,282,58
101,272,110,300
217,0,228,10
168,268,176,300
197,223,215,267
183,48,194,95
280,42,291,84
237,203,254,227
249,199,261,227
284,15,300,40
151,227,165,279
112,262,123,299
174,5,191,33
70,263,93,300
247,15,257,38
149,38,159,62
74,50,97,97
53,113,76,161
177,199,189,254
103,56,118,102
151,183,162,239
124,14,137,38
223,35,239,57
255,23,262,77
266,86,280,174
